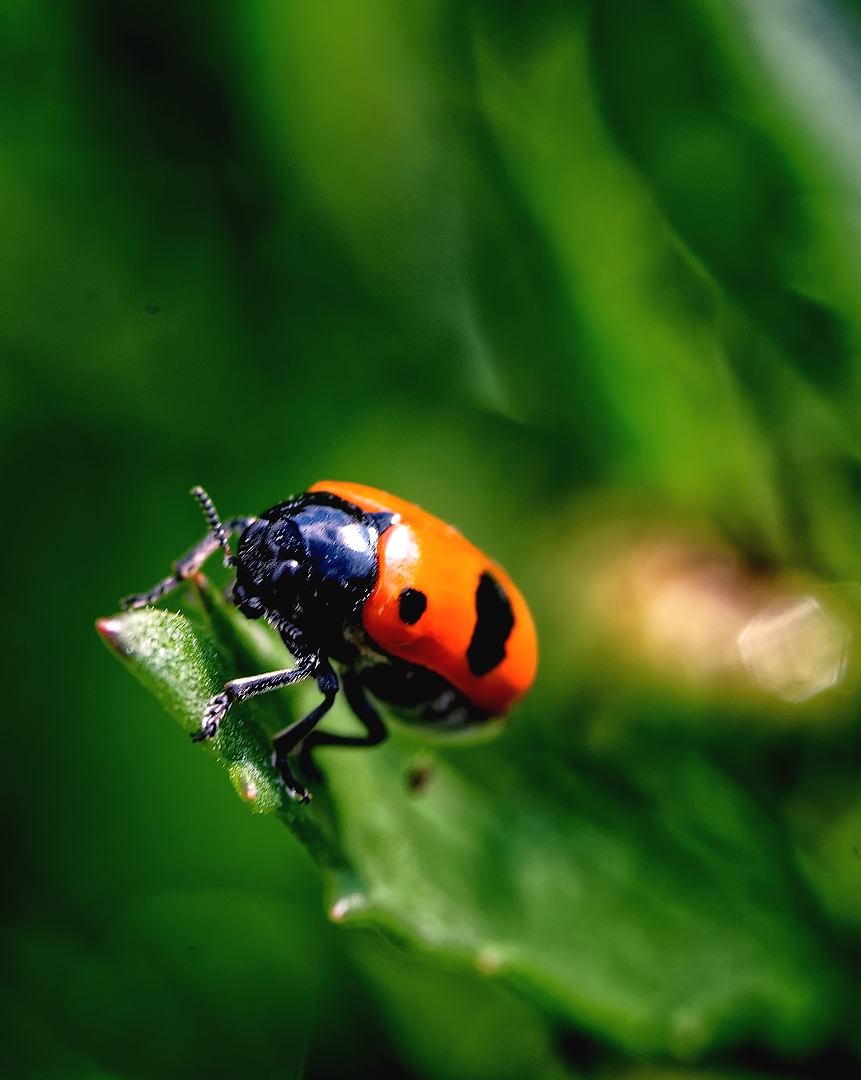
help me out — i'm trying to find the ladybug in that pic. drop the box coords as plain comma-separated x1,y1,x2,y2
121,482,537,802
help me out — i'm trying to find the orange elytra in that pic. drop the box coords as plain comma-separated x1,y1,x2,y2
310,481,537,716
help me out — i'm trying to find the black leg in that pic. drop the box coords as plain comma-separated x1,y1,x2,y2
299,669,388,779
122,570,191,611
272,667,340,802
193,656,318,741
121,514,255,610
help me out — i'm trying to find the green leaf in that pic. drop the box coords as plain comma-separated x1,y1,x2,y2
97,579,840,1060
350,931,574,1080
325,734,839,1059
96,598,346,872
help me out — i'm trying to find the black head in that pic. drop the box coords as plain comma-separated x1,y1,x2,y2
232,492,394,638
232,512,305,620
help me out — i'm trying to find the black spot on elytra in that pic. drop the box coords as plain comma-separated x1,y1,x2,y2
399,588,427,625
467,572,514,677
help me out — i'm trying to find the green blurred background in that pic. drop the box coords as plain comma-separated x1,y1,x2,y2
7,1,861,1077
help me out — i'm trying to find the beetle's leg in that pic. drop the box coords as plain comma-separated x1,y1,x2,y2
121,516,254,610
121,570,193,611
271,666,340,802
174,516,255,578
193,655,318,743
299,668,388,780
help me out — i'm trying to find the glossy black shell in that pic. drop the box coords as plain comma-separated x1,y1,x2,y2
233,492,391,654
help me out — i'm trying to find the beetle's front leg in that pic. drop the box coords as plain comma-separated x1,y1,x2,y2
121,516,255,610
192,658,318,741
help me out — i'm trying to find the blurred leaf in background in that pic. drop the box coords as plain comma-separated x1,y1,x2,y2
6,0,861,1078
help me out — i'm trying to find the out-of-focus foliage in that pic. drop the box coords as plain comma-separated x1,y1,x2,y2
100,580,838,1064
6,0,861,1077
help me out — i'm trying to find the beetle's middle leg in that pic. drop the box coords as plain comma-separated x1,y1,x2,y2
271,666,340,802
298,668,388,780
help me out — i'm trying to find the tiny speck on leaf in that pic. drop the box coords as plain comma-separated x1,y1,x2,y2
406,760,434,794
853,845,860,860
145,304,160,315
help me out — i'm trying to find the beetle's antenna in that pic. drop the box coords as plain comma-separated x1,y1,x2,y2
191,486,236,567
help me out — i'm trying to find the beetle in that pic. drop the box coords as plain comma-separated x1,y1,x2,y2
121,482,538,802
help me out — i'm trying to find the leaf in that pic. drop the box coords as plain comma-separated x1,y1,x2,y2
324,735,839,1059
350,931,574,1080
96,597,347,872
97,579,840,1060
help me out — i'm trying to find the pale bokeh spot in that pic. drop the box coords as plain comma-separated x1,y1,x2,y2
738,596,850,703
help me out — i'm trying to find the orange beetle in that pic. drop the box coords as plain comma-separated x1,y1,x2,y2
121,482,538,802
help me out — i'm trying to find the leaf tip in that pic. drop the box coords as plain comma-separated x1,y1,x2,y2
95,615,124,653
329,891,368,923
